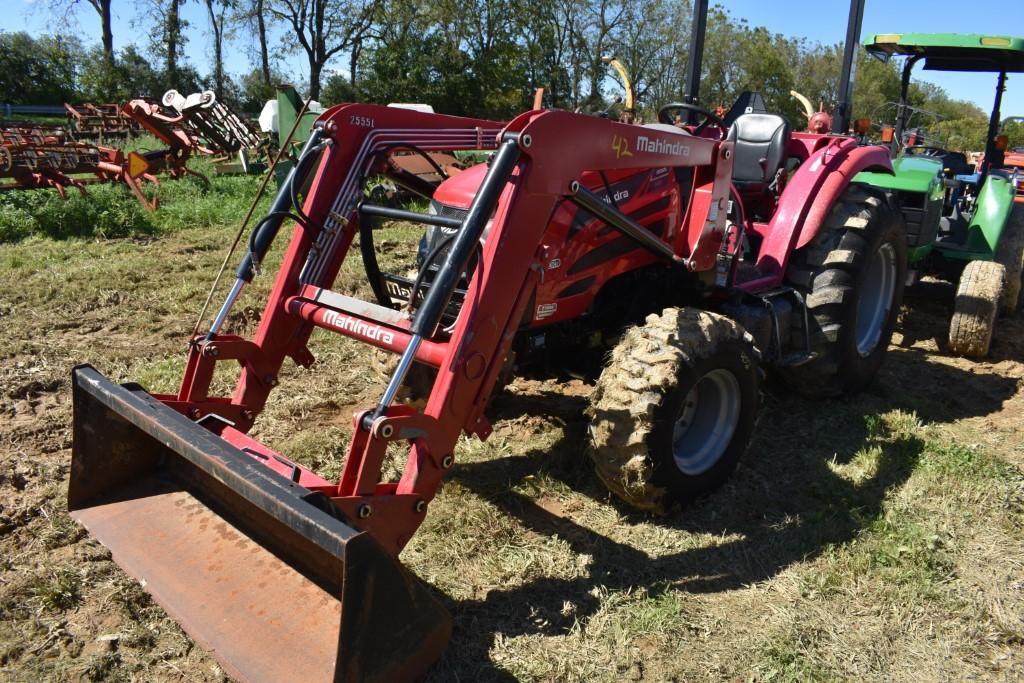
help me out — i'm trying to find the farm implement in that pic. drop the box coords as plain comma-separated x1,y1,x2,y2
1,121,160,209
3,88,258,210
68,92,906,679
161,88,270,173
120,97,210,183
64,102,142,141
856,33,1024,356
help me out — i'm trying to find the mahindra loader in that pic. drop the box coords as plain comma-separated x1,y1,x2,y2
69,94,904,680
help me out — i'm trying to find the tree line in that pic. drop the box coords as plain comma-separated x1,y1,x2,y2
2,1,1014,151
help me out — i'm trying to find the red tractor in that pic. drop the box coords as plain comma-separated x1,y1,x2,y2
68,96,904,680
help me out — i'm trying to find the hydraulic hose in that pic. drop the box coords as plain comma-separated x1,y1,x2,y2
235,127,325,283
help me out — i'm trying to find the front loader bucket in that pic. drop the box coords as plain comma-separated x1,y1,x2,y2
68,365,451,683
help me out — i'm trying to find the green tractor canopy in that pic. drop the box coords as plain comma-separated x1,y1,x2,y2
864,33,1024,72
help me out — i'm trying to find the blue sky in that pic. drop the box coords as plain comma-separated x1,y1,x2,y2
12,0,1024,116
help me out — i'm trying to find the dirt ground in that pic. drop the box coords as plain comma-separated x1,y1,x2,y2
1,225,1022,682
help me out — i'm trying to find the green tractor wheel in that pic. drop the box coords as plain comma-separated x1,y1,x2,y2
948,260,1006,358
994,203,1024,316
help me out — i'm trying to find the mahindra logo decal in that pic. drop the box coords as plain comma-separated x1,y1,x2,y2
322,309,396,344
636,135,690,157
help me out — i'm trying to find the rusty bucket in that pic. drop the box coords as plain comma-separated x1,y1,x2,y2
68,365,450,682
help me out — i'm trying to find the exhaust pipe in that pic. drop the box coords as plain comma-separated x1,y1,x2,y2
69,365,450,682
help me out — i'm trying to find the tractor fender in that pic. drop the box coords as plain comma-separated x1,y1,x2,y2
964,175,1016,255
791,143,893,250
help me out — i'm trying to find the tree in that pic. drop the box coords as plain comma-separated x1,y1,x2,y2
237,66,285,111
147,0,190,86
48,1,115,68
204,0,231,95
167,0,185,84
0,32,83,105
1002,120,1024,150
79,43,165,101
266,0,376,99
236,0,273,87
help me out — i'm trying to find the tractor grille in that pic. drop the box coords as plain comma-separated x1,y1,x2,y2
431,200,469,223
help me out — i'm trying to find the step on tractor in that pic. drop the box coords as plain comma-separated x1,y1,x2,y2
856,33,1024,357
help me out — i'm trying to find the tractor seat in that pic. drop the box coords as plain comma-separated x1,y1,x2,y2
726,113,791,193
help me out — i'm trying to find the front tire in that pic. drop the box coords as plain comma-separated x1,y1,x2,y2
948,260,1005,358
781,185,906,397
586,308,760,513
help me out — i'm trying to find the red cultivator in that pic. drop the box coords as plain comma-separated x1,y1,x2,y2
122,92,270,177
1,122,159,208
6,92,267,210
64,102,142,141
70,96,903,681
120,98,209,180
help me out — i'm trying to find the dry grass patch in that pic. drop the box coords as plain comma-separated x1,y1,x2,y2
1,194,1023,680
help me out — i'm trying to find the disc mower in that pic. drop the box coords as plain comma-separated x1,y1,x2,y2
856,33,1024,356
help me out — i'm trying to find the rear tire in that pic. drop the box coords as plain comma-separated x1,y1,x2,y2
781,185,906,398
948,260,1005,358
994,203,1024,315
586,308,760,513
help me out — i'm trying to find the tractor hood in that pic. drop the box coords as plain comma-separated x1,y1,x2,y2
433,162,487,209
854,156,943,193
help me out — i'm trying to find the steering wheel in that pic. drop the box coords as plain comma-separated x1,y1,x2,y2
658,102,725,134
905,146,949,158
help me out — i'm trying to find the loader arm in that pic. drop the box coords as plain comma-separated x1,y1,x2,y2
174,106,732,552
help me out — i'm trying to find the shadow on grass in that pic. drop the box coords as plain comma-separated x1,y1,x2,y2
426,328,1020,681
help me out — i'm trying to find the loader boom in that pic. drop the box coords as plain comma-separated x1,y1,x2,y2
185,106,730,552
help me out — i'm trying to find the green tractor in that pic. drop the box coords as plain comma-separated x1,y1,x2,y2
856,33,1024,357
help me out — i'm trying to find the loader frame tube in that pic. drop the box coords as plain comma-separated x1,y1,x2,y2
410,135,522,337
570,181,681,264
236,127,324,282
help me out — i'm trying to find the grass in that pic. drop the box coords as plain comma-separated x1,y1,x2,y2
0,159,1023,681
30,570,82,612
